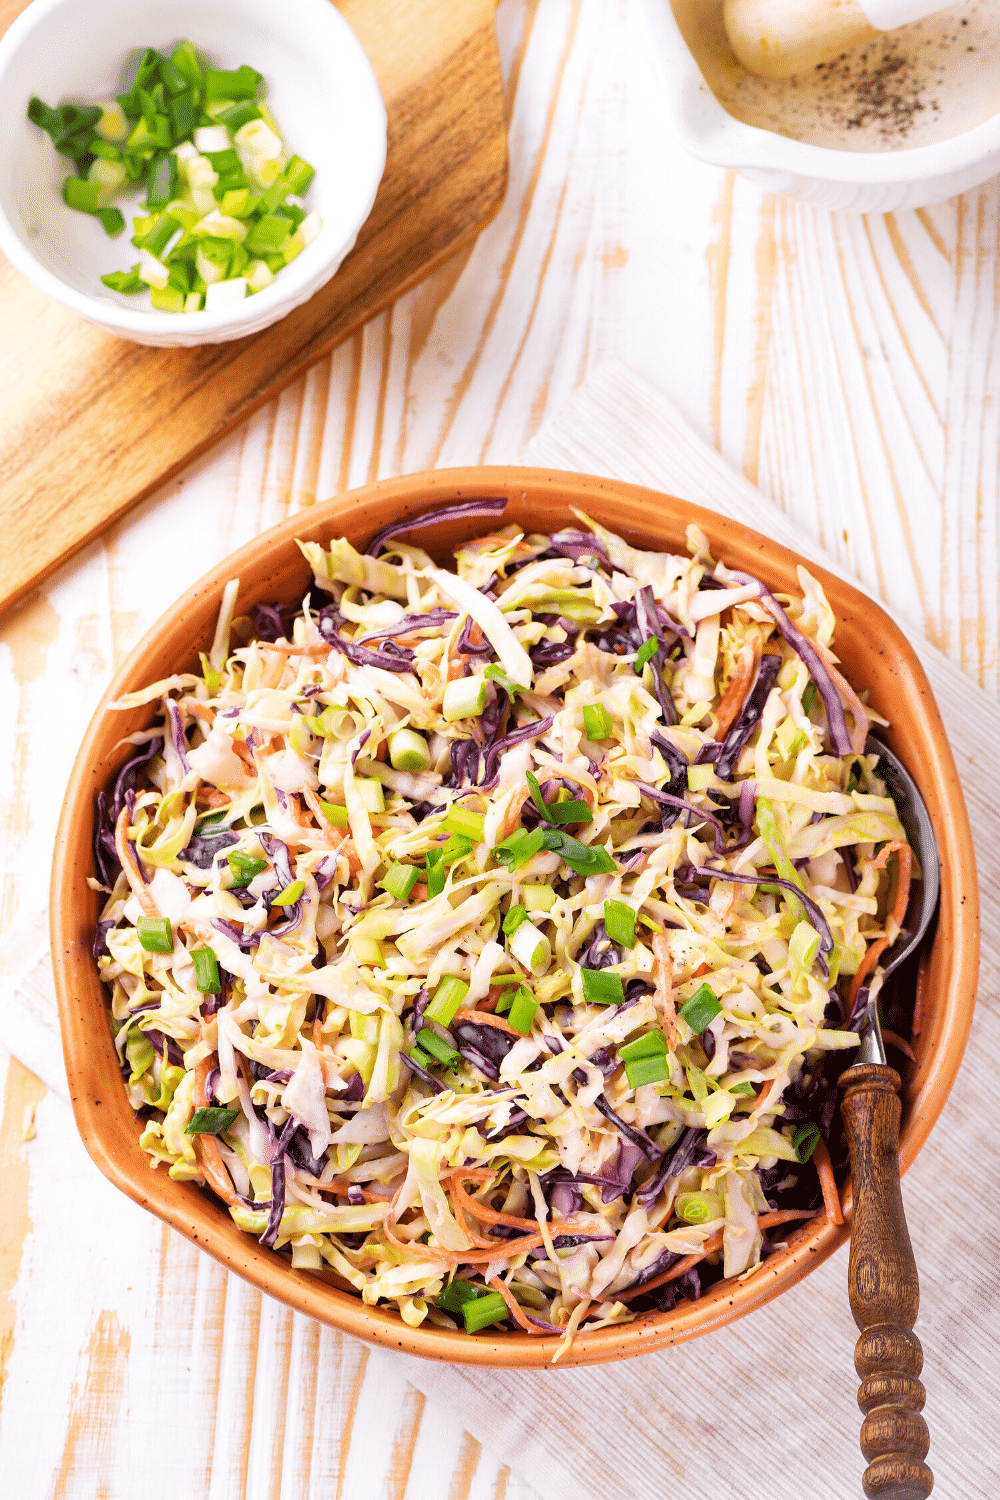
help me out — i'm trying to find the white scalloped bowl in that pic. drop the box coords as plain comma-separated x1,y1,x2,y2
0,0,387,345
640,0,1000,212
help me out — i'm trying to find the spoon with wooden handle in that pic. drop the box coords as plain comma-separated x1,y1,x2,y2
839,738,940,1500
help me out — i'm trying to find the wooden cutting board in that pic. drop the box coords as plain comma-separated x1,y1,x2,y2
0,0,507,616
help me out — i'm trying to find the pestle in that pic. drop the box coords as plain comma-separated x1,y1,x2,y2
723,0,950,79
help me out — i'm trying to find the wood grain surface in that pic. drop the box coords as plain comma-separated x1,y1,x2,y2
841,1063,932,1500
2,0,1000,1496
0,0,508,617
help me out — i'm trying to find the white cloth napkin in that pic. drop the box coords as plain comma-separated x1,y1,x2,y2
2,360,997,1499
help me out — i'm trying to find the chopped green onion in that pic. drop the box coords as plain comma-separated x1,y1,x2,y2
227,849,268,887
425,849,446,898
350,936,383,967
676,1191,723,1224
507,988,539,1035
354,778,385,814
582,702,613,740
96,207,126,237
204,65,263,101
271,879,304,907
381,864,420,901
436,1279,487,1314
603,899,636,949
184,1106,239,1136
522,884,556,913
425,976,469,1028
525,772,593,827
618,1030,668,1064
679,983,722,1035
63,176,101,214
483,662,523,700
414,1028,459,1066
802,682,817,714
538,826,616,876
503,904,529,936
101,269,146,293
191,946,221,993
217,100,262,130
793,1122,821,1163
146,150,178,205
244,211,290,252
730,1081,756,1097
580,968,624,1006
318,801,350,829
443,806,484,842
635,638,658,673
624,1053,671,1089
462,1291,508,1334
509,921,551,976
170,40,204,90
442,675,488,722
441,833,473,864
388,728,430,773
687,764,715,793
789,919,821,970
492,826,546,872
284,155,316,195
136,916,173,954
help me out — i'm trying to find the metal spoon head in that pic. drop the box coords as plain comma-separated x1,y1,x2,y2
858,735,941,1063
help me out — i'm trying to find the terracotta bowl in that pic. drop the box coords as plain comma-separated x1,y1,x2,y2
50,467,979,1367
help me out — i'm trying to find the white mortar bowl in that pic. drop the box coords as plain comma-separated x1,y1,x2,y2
640,0,1000,212
0,0,387,345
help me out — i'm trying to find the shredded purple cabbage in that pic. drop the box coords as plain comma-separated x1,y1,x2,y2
357,607,457,644
317,606,417,673
400,1050,444,1094
481,714,554,785
692,865,833,975
547,528,612,570
181,827,239,869
365,497,508,557
635,584,679,727
636,1127,716,1207
727,570,853,755
457,614,495,658
592,1095,661,1162
716,653,782,780
252,602,286,642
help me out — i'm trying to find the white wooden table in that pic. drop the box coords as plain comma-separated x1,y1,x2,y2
2,1,999,1495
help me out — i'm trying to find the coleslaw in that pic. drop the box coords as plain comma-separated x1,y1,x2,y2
92,498,912,1354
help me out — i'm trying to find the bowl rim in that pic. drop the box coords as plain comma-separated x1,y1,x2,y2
49,465,980,1368
0,0,387,340
642,0,1000,184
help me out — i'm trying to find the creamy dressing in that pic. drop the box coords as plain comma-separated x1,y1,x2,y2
671,0,999,151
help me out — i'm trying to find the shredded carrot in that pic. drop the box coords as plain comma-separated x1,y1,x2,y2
452,1007,520,1037
617,1231,725,1302
651,933,677,1049
195,786,230,809
847,936,890,1011
186,701,215,726
498,785,532,842
409,882,428,903
691,962,711,978
191,1057,240,1207
488,1276,547,1335
812,1138,844,1226
448,1169,539,1233
616,1210,817,1303
261,640,330,658
881,1030,916,1063
846,837,916,1008
912,950,930,1038
114,807,158,917
714,638,761,741
815,641,869,753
